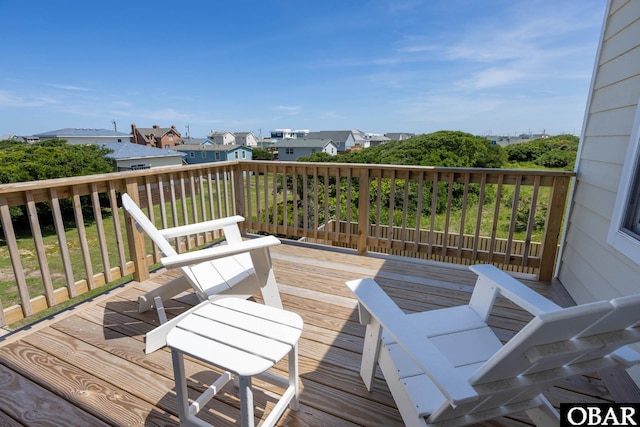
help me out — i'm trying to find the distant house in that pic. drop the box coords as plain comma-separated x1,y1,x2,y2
99,142,185,171
364,133,391,148
33,128,129,145
234,132,258,147
176,143,252,164
0,134,39,143
385,132,415,142
305,130,366,152
273,138,338,161
270,129,310,140
208,131,235,145
131,124,183,149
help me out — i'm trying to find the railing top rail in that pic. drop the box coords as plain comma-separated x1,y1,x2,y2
237,160,576,177
0,161,242,194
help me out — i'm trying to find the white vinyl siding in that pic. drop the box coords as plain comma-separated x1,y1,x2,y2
559,0,640,306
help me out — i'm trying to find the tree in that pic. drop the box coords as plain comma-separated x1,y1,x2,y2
251,148,273,160
504,134,578,170
302,131,506,168
0,139,115,223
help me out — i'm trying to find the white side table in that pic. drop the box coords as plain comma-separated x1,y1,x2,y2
166,298,303,427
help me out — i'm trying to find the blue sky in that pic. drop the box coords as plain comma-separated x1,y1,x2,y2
0,0,605,138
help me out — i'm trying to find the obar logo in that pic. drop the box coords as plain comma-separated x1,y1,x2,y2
561,404,640,426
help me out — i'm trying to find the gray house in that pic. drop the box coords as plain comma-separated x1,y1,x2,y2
304,130,366,152
273,138,338,161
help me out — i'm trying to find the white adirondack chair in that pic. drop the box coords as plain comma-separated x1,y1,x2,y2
346,264,640,427
121,193,283,323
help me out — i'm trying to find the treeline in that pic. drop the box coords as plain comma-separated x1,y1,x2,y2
0,139,115,225
298,130,578,171
503,134,579,170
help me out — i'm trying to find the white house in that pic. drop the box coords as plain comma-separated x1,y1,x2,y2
208,131,235,145
235,132,258,147
557,0,640,385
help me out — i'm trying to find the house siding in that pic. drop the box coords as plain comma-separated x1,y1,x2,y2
559,0,640,303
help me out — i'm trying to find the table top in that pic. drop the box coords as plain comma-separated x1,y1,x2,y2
166,298,304,376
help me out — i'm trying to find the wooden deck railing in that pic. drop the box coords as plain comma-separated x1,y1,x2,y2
0,160,574,327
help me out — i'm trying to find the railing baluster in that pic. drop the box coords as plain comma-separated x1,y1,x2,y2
522,176,541,267
72,187,95,291
143,177,160,263
302,166,308,233
271,167,278,235
443,172,455,258
357,168,370,255
504,175,522,265
25,191,54,307
414,171,424,252
90,183,112,283
387,169,396,249
0,195,32,318
429,171,439,255
179,172,191,250
488,174,504,264
292,169,298,235
334,167,341,243
108,182,127,276
49,189,76,296
472,173,487,262
375,169,382,246
313,167,319,240
323,168,329,244
401,170,410,249
168,174,180,251
282,165,288,237
457,173,470,259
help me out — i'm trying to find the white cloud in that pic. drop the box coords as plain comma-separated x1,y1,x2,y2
46,83,91,91
271,105,302,115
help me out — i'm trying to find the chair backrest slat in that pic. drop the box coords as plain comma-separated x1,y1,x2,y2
469,301,614,384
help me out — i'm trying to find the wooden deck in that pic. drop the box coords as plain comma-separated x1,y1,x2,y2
0,242,626,426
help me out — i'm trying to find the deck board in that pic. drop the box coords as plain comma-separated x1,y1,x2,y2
0,241,631,426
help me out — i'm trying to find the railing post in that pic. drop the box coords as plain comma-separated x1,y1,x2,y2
357,168,370,256
233,162,246,234
124,179,149,282
538,175,571,281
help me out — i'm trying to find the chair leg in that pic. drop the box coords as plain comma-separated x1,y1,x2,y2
239,376,255,427
289,343,300,411
360,319,383,391
171,349,190,423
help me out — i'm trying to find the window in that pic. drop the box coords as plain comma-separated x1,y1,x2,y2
608,98,640,264
285,148,294,155
190,152,195,158
242,151,246,159
235,152,239,159
169,134,174,141
215,152,220,160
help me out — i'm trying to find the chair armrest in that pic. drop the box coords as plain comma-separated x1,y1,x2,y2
346,278,479,406
161,235,280,269
469,264,562,320
159,215,245,239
